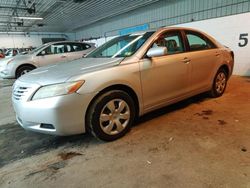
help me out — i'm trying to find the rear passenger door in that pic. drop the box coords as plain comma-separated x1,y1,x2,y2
183,31,221,92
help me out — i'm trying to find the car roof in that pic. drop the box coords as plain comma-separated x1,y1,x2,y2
44,41,93,45
157,26,201,32
126,26,205,36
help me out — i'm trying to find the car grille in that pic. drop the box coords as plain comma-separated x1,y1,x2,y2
13,86,31,100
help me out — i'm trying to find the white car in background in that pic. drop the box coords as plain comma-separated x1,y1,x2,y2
5,49,19,58
0,41,95,78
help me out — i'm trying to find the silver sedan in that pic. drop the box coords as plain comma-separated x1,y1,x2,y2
12,27,234,141
0,41,95,79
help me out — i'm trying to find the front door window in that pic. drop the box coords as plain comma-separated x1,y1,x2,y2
153,31,184,55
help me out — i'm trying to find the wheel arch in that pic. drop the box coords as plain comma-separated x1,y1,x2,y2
209,64,229,98
85,84,140,129
15,64,37,78
209,64,230,92
219,64,230,78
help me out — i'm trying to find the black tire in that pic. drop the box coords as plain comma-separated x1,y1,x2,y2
209,68,228,98
86,90,136,141
16,65,35,78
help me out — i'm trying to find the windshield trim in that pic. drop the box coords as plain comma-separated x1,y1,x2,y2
112,35,143,58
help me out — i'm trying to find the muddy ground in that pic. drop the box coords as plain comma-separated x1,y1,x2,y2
0,76,250,188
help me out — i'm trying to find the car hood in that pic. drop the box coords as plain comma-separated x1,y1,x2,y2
12,54,33,61
18,58,124,85
0,56,14,66
0,54,32,65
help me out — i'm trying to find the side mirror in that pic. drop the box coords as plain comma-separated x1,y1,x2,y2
146,47,167,58
39,51,46,56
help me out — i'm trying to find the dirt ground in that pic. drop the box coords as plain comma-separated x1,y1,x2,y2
0,76,250,188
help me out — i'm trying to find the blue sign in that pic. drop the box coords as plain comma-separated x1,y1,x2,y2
119,24,149,36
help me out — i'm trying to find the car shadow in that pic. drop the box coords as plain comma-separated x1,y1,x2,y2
0,122,100,168
0,78,15,88
0,92,210,168
244,76,250,82
136,92,209,126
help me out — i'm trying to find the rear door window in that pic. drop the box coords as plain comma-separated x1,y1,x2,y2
71,43,91,52
82,43,91,50
64,44,72,53
185,31,216,51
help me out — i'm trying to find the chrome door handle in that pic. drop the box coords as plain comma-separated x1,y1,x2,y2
182,57,190,63
61,55,66,58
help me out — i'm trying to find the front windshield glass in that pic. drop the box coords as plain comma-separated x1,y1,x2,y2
29,43,50,54
5,50,11,56
87,32,154,58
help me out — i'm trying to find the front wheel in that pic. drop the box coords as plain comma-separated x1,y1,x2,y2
209,68,228,98
16,65,35,78
86,90,136,141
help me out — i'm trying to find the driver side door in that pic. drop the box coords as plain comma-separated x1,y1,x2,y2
139,30,191,111
35,43,69,67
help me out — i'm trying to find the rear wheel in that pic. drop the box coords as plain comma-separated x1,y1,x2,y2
16,65,35,78
209,68,228,98
86,90,135,141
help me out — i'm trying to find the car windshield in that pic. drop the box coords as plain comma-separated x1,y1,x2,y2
5,50,11,56
87,32,154,58
29,43,50,54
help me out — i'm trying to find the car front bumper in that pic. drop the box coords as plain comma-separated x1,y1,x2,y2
0,64,15,79
12,80,94,136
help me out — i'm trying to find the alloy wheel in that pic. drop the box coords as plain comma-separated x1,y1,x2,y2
215,72,227,94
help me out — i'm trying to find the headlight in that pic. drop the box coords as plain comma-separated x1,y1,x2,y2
32,81,84,100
